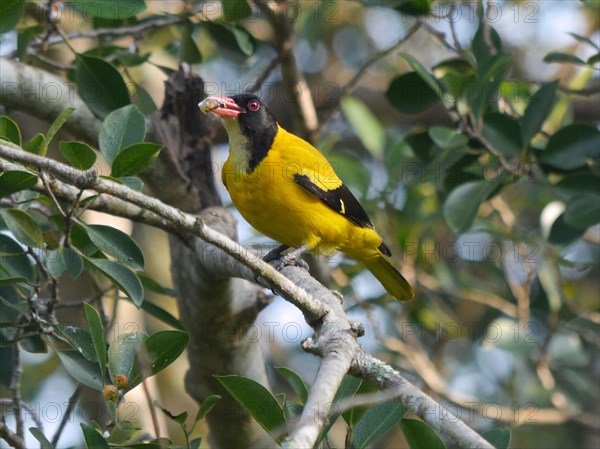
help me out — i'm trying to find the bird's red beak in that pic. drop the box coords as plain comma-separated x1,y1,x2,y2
198,96,244,119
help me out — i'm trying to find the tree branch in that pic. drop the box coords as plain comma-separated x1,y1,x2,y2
0,142,328,323
0,57,101,145
350,349,495,449
0,422,25,449
256,0,318,141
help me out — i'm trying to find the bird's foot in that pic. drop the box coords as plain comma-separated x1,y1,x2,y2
274,254,310,271
273,244,310,271
263,244,289,264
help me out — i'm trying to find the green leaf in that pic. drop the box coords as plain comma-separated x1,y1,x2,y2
132,83,158,115
341,96,385,158
107,331,148,385
53,325,97,361
83,224,145,270
386,72,440,115
154,401,189,424
42,107,75,156
81,423,110,449
0,0,25,33
99,104,146,165
0,171,38,198
223,0,252,21
397,52,442,96
216,375,286,438
568,32,600,50
106,420,141,445
134,298,184,330
564,195,600,229
0,208,44,248
588,53,600,65
352,401,405,449
59,141,97,170
204,22,256,56
0,116,22,146
275,366,309,404
483,428,511,449
521,80,559,144
432,58,476,102
70,0,146,19
84,303,107,383
181,21,203,64
342,380,378,427
443,180,498,233
118,176,144,191
29,427,55,449
548,212,584,244
138,273,177,297
472,24,503,67
395,0,431,16
541,124,600,170
0,234,35,282
428,127,468,151
472,54,509,118
555,174,600,196
482,112,523,157
401,418,446,449
86,258,144,305
57,349,104,390
195,395,222,424
45,247,83,279
75,54,130,118
25,133,45,154
141,330,189,376
543,52,586,65
110,142,162,178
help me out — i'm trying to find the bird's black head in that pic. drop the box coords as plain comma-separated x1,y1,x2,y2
198,94,279,171
229,94,278,170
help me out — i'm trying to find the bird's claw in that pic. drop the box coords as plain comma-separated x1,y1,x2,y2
274,253,310,271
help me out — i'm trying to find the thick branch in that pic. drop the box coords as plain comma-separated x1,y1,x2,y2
0,142,327,323
0,57,101,145
282,266,360,448
350,349,495,449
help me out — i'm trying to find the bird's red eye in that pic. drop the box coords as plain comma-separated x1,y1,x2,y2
248,99,260,111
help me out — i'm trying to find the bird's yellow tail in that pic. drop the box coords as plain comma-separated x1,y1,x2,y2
360,251,414,302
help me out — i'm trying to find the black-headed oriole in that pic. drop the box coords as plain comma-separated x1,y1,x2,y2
199,94,414,301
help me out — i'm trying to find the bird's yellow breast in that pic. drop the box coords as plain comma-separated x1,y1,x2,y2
222,126,382,257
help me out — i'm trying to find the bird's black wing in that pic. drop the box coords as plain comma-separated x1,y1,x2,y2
294,174,392,257
294,174,374,229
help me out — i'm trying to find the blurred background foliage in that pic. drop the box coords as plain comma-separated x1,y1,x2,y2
1,0,599,448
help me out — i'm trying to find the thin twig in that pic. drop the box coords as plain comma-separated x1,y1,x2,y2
51,386,82,446
40,173,67,217
559,85,600,96
316,20,421,135
10,344,24,441
0,422,25,449
0,399,44,431
30,15,182,50
246,56,281,93
142,378,161,438
420,21,460,55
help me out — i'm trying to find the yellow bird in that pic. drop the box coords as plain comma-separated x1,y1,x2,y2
199,94,414,301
